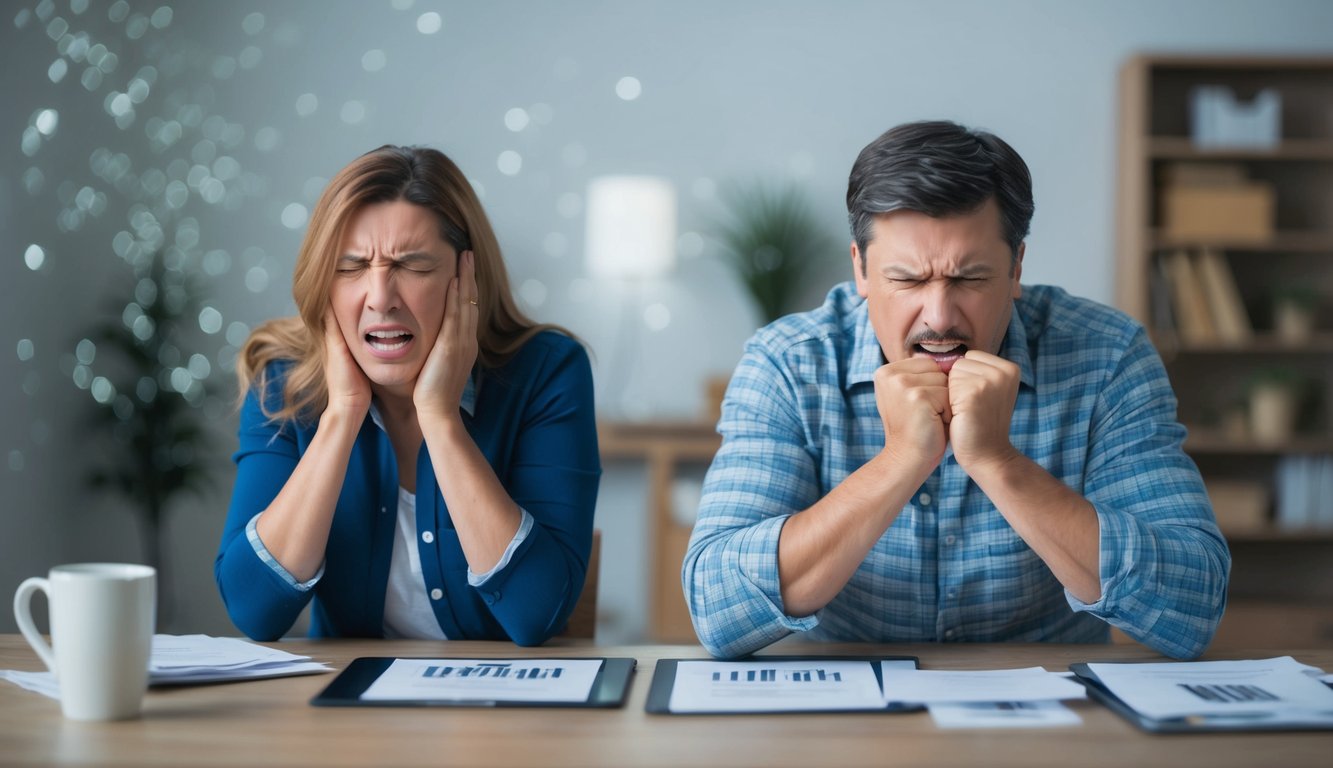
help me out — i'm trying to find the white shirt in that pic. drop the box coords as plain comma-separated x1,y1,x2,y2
382,486,448,639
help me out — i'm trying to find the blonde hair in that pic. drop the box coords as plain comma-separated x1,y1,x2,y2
238,145,564,423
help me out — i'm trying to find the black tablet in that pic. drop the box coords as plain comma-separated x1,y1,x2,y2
646,655,921,715
311,656,636,708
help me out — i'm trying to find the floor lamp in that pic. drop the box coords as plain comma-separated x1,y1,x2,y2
584,175,677,420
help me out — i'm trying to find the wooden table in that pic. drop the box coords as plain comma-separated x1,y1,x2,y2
3,637,1330,767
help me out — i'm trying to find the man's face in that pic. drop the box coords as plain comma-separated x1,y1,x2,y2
851,197,1023,374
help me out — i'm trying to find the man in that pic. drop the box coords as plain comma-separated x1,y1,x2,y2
683,120,1229,660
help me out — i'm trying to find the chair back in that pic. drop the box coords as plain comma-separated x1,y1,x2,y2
561,529,600,639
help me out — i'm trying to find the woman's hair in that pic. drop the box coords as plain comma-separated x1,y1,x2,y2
237,144,563,422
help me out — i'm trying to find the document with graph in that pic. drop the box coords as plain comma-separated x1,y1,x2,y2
1071,656,1333,733
310,657,636,708
646,657,919,714
359,658,603,702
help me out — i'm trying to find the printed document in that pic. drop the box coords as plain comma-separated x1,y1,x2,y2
882,666,1086,705
1087,657,1333,721
668,660,889,712
928,700,1082,728
359,658,602,703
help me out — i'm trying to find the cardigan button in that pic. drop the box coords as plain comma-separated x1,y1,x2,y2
430,588,443,601
421,531,435,544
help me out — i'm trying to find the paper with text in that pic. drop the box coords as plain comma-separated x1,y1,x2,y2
928,700,1082,728
1087,657,1333,721
882,666,1086,705
667,660,890,712
359,658,602,703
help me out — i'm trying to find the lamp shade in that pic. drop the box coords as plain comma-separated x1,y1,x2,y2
584,175,677,279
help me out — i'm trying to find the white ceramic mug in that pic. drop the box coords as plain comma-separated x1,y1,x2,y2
13,563,156,721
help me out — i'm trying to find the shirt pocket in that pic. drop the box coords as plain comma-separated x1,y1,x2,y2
984,530,1055,612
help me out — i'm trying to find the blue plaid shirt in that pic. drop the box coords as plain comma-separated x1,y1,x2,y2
683,282,1229,660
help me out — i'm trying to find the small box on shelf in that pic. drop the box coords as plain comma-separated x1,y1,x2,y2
1204,478,1271,535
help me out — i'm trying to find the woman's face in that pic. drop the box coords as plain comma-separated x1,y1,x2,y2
329,199,458,399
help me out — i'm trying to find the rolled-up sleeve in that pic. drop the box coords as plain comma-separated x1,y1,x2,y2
1069,327,1230,659
215,373,321,642
683,339,822,659
466,341,601,647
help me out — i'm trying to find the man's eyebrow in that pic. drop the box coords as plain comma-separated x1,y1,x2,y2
951,263,995,278
881,263,924,278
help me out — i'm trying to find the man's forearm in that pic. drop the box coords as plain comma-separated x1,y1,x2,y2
965,451,1102,603
777,449,933,616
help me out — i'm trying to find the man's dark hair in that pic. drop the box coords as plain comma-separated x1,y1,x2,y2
846,120,1033,273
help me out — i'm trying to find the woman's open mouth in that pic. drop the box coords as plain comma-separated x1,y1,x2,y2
365,329,414,357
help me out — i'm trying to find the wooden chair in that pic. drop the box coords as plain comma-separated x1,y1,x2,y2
561,529,600,639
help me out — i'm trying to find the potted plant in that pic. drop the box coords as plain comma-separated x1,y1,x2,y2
83,248,218,621
1271,284,1321,344
712,182,837,325
1245,366,1303,445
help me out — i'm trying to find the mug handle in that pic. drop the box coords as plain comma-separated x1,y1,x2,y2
13,577,56,673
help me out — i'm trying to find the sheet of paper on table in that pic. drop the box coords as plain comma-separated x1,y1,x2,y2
667,659,895,713
359,658,603,703
0,634,330,699
882,666,1087,705
1086,656,1333,722
928,700,1083,729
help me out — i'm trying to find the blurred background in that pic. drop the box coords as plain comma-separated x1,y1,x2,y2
2,0,1331,645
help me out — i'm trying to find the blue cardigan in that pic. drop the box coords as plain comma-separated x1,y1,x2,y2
215,331,600,645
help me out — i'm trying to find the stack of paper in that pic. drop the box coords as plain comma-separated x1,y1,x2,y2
1087,656,1333,725
148,634,330,685
881,666,1087,729
0,634,330,700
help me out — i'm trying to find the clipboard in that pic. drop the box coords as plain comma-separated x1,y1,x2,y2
311,657,636,708
646,655,921,715
1070,663,1333,733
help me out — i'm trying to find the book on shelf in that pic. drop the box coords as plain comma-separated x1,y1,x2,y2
1161,250,1216,343
1194,248,1253,343
1204,478,1270,534
1276,455,1333,531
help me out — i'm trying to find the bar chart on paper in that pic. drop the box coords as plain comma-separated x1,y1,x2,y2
711,668,843,683
422,663,565,680
360,658,603,702
669,660,887,712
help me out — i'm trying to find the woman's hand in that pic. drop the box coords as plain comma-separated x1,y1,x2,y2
323,307,372,419
414,250,480,425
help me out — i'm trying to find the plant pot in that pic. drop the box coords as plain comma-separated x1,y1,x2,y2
1274,300,1316,344
1248,383,1296,445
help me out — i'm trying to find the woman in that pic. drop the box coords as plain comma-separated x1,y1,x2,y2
216,145,599,645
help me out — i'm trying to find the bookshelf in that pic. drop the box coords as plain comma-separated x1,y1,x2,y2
1117,55,1333,647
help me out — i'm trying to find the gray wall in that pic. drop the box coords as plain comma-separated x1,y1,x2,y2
3,0,1332,641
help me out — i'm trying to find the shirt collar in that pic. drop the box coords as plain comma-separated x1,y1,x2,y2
367,370,479,432
846,297,885,388
1000,302,1035,389
845,298,1033,390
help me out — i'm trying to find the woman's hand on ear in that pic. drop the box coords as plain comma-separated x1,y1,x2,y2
323,307,372,419
414,250,479,425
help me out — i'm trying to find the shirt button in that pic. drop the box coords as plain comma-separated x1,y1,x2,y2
380,506,387,514
429,588,443,601
421,531,435,544
944,534,956,546
918,493,932,506
944,629,956,640
947,590,957,599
